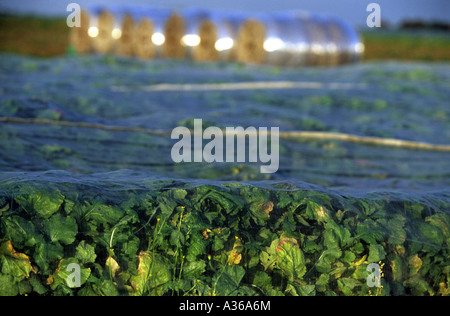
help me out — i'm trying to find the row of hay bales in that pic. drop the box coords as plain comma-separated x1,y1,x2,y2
70,6,364,66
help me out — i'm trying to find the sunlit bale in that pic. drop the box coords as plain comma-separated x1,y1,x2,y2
131,14,156,60
90,9,115,54
115,13,135,57
179,8,218,62
236,17,267,64
163,13,186,59
130,8,173,58
209,11,248,62
69,10,92,54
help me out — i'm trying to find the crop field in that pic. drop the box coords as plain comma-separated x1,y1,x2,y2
0,15,449,296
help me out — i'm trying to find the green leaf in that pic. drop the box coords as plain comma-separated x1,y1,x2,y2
213,265,245,296
186,237,207,262
249,201,274,225
367,244,386,263
0,274,18,296
0,241,35,282
29,274,48,295
171,189,188,200
275,237,306,281
356,219,386,244
342,251,356,264
316,247,342,273
324,220,352,248
121,237,140,259
315,273,329,292
203,189,244,215
2,215,40,248
182,261,206,280
305,201,330,224
15,187,64,219
259,239,278,271
33,242,64,274
170,230,184,248
50,258,90,290
130,251,172,296
425,213,449,246
337,278,362,296
418,222,444,247
252,271,272,293
75,241,97,264
43,214,78,245
84,203,123,226
296,284,316,296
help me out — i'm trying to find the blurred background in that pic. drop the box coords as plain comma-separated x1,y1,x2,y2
0,0,449,59
1,0,449,26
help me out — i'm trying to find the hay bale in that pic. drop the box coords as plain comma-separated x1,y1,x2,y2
116,14,135,56
179,9,219,62
236,19,267,64
132,18,156,59
128,8,172,58
69,10,91,54
91,10,115,54
194,20,219,61
163,13,186,59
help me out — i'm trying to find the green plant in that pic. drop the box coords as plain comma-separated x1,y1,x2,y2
0,183,448,296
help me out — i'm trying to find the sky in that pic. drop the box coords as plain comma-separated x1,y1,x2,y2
0,0,448,27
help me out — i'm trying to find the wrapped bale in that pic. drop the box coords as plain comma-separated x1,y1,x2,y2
282,12,314,67
328,17,364,64
297,13,329,66
260,11,364,67
257,12,311,67
311,13,348,66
